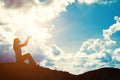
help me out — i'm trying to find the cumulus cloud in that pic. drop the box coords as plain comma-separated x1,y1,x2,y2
113,48,120,61
49,16,120,74
78,0,97,4
0,0,75,67
103,17,120,40
0,0,75,49
0,0,77,73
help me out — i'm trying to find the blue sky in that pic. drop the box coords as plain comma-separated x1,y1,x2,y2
51,0,120,52
0,0,120,75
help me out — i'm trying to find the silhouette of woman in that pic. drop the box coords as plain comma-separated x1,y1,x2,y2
13,36,35,65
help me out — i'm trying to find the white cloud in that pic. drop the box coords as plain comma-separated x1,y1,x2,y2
78,39,105,54
97,0,117,5
78,0,97,4
0,0,75,54
103,17,120,40
51,16,120,74
113,48,120,61
0,0,75,70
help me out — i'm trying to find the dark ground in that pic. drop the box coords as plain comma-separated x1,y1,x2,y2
0,63,120,80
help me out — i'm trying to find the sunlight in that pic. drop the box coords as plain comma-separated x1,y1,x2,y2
24,25,50,43
27,26,38,36
12,12,51,43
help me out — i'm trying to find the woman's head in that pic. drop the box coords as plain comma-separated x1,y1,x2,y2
13,38,21,50
14,38,20,44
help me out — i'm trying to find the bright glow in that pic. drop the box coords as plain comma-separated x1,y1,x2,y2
26,27,48,41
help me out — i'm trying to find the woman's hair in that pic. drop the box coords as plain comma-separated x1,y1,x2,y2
14,38,20,44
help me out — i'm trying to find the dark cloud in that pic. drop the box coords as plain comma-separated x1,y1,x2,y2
2,0,53,8
4,0,24,8
3,0,34,9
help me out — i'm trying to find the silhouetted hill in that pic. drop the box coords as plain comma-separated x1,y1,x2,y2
0,63,120,80
0,63,75,80
76,67,120,80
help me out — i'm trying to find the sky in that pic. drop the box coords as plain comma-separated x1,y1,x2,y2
0,0,120,75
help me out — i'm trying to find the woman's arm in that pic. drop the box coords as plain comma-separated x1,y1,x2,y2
20,36,31,47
